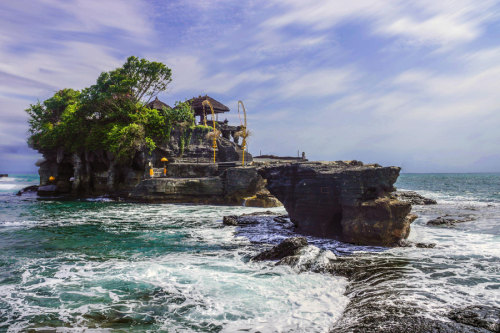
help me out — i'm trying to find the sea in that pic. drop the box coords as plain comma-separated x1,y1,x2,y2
0,173,498,332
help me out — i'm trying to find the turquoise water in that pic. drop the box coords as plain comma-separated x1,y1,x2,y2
0,173,499,332
397,173,500,203
0,175,348,332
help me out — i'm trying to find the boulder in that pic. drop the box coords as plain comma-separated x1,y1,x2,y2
258,161,416,246
394,190,437,205
243,189,282,208
37,184,58,196
16,185,38,196
427,214,476,226
222,215,238,226
252,237,308,261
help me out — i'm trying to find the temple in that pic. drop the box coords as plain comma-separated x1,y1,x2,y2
148,95,246,150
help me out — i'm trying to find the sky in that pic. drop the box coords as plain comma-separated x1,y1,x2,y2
0,0,499,173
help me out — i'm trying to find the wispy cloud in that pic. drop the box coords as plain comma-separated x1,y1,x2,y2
1,0,500,172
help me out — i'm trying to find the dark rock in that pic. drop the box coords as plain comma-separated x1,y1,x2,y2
37,184,58,196
0,174,8,177
448,305,500,332
331,313,492,333
241,211,277,216
222,215,238,226
427,214,476,226
276,246,336,273
415,242,436,248
16,185,39,196
258,161,416,246
252,237,308,261
273,215,290,224
396,240,436,248
394,190,437,205
221,214,263,226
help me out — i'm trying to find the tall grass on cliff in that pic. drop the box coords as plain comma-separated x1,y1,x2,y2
25,56,194,163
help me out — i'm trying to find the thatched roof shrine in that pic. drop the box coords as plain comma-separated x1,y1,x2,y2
187,95,230,117
146,97,172,110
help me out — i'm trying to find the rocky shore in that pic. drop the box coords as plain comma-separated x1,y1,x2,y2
26,121,423,247
247,236,499,333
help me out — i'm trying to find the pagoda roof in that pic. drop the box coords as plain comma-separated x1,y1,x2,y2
187,95,230,115
146,97,172,110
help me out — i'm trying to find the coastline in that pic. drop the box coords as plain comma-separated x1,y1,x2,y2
1,173,499,331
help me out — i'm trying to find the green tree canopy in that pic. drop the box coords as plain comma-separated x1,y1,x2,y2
26,56,193,164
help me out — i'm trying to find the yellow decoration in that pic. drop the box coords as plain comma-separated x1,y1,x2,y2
237,100,249,166
48,176,55,182
202,99,218,163
161,157,168,162
149,168,154,177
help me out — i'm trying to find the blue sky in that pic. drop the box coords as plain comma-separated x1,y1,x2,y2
1,0,499,173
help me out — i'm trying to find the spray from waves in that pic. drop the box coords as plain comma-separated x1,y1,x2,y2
0,175,38,193
0,202,349,332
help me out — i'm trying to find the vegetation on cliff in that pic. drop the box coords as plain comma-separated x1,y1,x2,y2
26,56,195,163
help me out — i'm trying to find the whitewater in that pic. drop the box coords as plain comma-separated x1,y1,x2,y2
0,173,498,332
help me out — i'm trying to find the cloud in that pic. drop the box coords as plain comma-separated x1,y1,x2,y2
1,0,499,173
0,0,156,172
262,0,499,48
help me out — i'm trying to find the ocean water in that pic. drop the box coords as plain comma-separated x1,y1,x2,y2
0,173,499,332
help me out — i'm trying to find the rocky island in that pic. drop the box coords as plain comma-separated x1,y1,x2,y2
25,56,417,246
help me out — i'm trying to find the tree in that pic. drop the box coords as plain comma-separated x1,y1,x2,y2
25,56,180,162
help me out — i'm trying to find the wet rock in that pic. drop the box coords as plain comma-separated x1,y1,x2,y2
277,245,336,273
241,211,277,217
273,215,290,224
394,190,437,205
258,161,416,246
243,189,282,208
252,237,308,261
427,214,477,226
448,305,500,332
331,313,492,333
222,215,238,226
415,242,436,248
396,240,436,248
16,185,39,196
37,184,58,196
222,214,269,226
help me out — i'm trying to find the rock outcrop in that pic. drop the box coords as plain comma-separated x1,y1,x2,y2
394,190,437,205
258,161,417,246
427,214,477,226
32,127,277,205
16,185,38,196
252,237,308,261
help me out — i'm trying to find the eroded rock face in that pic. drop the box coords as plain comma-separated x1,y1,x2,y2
31,128,263,204
258,161,415,246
